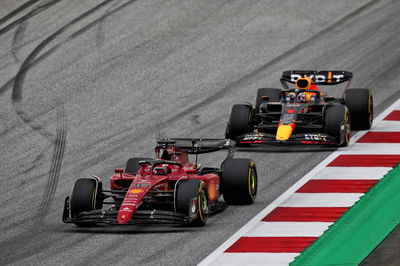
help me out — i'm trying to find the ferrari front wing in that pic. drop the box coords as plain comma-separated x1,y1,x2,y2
62,196,190,225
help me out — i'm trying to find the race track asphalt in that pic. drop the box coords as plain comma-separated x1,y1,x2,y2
1,0,399,265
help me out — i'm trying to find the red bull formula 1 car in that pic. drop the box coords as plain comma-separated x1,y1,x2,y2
225,70,373,147
63,138,257,227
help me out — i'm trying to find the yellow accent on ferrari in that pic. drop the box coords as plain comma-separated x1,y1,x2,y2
276,124,294,141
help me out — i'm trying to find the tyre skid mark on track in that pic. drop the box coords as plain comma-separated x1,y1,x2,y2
0,0,40,26
0,0,64,36
0,3,143,221
10,0,122,223
36,108,67,223
0,0,140,96
11,20,27,62
8,0,59,63
0,0,142,142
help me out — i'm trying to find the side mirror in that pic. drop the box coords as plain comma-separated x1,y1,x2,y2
115,168,124,178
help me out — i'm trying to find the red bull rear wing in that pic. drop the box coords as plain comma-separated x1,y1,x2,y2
281,70,353,85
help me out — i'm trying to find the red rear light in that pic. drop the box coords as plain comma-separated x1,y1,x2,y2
287,109,295,114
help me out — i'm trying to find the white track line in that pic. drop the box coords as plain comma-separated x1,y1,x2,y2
198,99,400,266
209,253,300,266
370,121,400,131
245,222,333,237
311,167,391,180
342,143,400,154
280,193,363,207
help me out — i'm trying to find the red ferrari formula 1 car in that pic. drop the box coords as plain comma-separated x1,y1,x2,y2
226,70,373,147
63,139,257,226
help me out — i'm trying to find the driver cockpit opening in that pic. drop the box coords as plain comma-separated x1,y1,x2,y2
156,144,188,164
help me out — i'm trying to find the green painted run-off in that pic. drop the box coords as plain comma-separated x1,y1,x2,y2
291,163,400,266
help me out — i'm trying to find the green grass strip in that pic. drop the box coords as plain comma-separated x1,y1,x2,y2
291,163,400,266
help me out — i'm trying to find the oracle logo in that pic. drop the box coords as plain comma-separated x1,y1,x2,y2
290,74,344,82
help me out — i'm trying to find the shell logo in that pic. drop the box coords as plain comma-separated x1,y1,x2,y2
129,188,144,193
208,182,219,201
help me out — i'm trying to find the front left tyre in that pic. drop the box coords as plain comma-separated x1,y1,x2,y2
324,104,351,147
344,88,373,130
70,178,102,226
225,104,253,139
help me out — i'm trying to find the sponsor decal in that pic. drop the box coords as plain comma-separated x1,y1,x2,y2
208,181,220,201
281,113,295,124
290,73,344,83
123,199,136,203
304,133,327,141
133,183,150,187
129,188,144,194
243,134,263,141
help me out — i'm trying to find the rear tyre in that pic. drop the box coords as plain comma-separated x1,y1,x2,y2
225,104,253,139
255,88,282,112
70,178,102,226
344,88,373,130
125,157,152,174
222,158,257,205
325,104,350,147
176,179,208,226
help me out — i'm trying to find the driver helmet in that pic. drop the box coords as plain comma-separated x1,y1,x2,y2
295,76,313,90
297,92,306,103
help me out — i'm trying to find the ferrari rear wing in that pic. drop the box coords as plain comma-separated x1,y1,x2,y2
157,138,236,155
281,70,353,85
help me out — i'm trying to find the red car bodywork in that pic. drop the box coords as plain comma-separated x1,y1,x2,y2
112,147,220,224
63,139,236,226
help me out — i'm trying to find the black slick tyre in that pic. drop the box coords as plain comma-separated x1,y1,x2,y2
70,178,102,226
125,157,152,174
176,179,208,226
324,104,350,147
225,104,253,139
344,88,373,130
255,88,282,112
222,158,257,205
